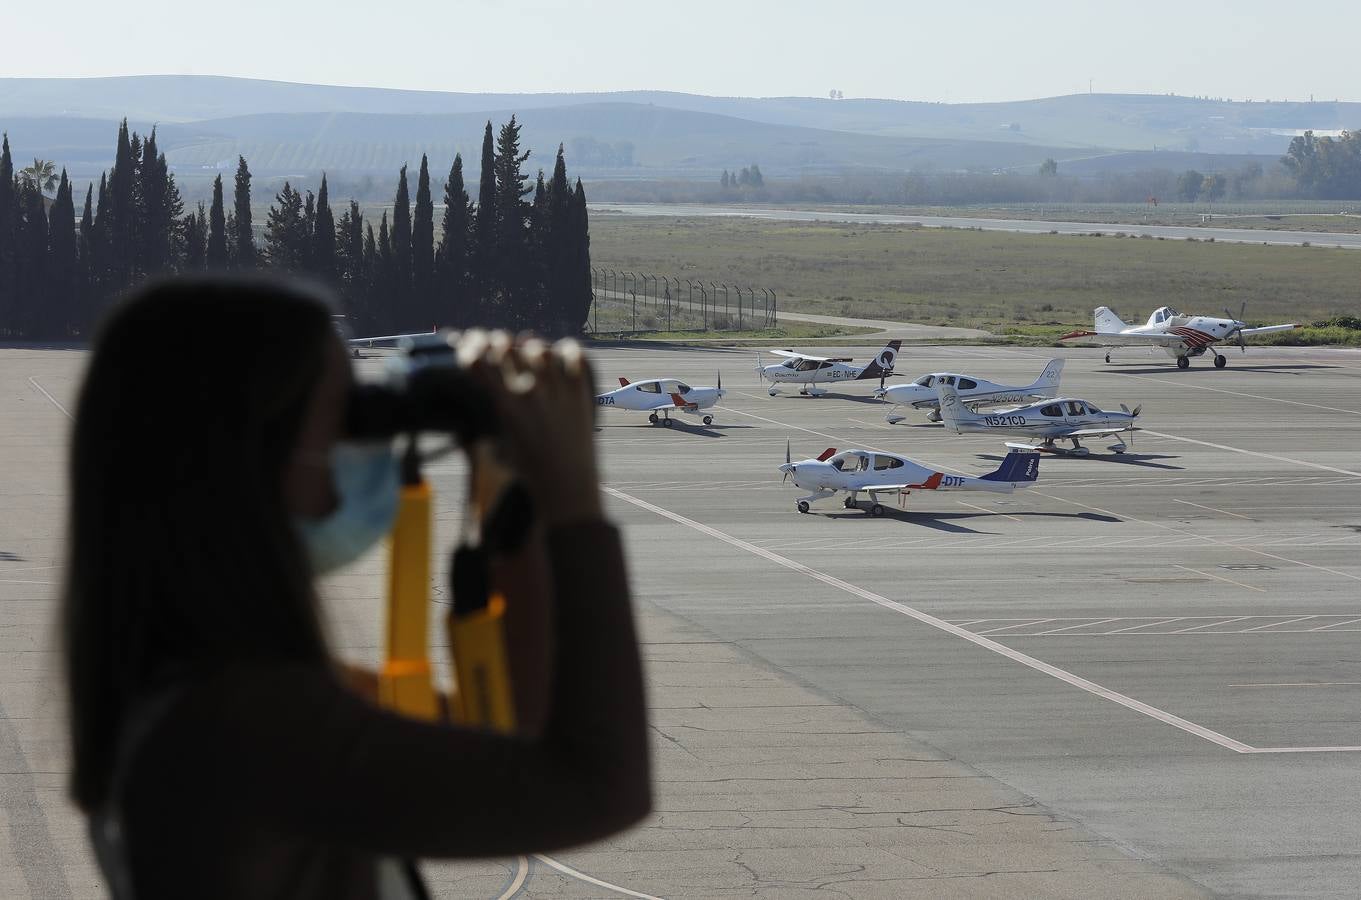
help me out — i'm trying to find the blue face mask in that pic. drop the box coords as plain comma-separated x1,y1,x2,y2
294,442,400,574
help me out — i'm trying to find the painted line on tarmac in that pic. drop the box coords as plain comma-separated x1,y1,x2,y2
1172,565,1266,593
956,499,1023,522
1140,428,1361,478
27,376,72,419
1172,499,1256,521
1231,682,1361,688
604,485,1257,754
532,854,666,900
495,857,530,900
1113,372,1361,417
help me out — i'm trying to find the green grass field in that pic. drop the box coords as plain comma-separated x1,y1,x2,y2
590,215,1360,343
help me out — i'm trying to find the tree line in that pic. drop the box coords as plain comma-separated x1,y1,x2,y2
1282,130,1361,199
0,116,593,341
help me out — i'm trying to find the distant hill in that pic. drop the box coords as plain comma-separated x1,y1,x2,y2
5,75,1352,188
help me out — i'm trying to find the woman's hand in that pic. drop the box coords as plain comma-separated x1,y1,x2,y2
463,332,603,528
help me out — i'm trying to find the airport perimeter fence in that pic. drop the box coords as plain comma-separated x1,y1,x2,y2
587,268,777,335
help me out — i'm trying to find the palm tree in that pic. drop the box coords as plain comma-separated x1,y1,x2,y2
20,158,58,196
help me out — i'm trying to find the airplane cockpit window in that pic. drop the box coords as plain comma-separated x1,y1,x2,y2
958,378,978,390
1086,402,1102,413
818,361,835,369
1065,401,1085,416
872,456,903,470
637,382,662,394
675,383,692,395
915,375,934,387
941,376,956,385
781,358,799,368
830,457,846,470
856,455,871,471
796,359,821,371
1040,403,1063,417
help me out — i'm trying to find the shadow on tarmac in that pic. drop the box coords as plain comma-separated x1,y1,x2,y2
596,422,755,439
810,506,1120,530
976,451,1183,470
1106,363,1342,375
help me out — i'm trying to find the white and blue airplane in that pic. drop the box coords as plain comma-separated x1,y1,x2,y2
778,441,1040,516
937,381,1141,455
756,340,901,396
876,358,1064,423
595,375,725,426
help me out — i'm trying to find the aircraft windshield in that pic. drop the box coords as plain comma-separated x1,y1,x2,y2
781,359,799,368
914,375,933,386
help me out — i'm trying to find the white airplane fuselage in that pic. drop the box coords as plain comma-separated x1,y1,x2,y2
595,378,725,426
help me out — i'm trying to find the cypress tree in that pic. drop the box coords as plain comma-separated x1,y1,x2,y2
473,121,497,318
78,184,95,331
182,203,206,271
529,170,550,329
547,145,573,334
0,135,16,337
568,178,592,333
47,171,78,337
231,156,255,268
89,173,110,310
436,154,471,327
376,211,394,332
390,165,412,325
14,181,48,338
139,128,166,275
312,174,336,285
263,182,307,272
493,116,532,328
106,120,136,291
411,155,434,322
206,175,228,269
301,189,316,273
357,220,378,333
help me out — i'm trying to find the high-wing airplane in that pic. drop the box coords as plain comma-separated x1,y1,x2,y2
937,382,1141,455
876,358,1064,423
778,442,1040,515
595,375,725,426
1060,304,1300,368
756,340,901,395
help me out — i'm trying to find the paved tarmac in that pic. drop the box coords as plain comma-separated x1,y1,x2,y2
595,203,1361,250
3,341,1359,897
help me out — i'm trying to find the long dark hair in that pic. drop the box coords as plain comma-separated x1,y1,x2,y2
63,276,338,812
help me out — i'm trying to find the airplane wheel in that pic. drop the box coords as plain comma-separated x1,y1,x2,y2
663,418,674,427
1214,354,1227,368
1176,356,1190,369
648,412,659,424
797,501,810,514
768,388,778,397
843,497,856,509
870,504,885,517
703,415,713,426
1104,353,1111,364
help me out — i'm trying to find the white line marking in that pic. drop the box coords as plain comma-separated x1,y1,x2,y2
1310,616,1361,631
1171,616,1253,633
1240,615,1319,633
1139,428,1361,478
495,857,530,900
975,619,1056,635
1172,565,1266,593
1114,372,1361,417
1034,618,1122,635
1172,499,1255,521
1230,682,1361,688
1104,618,1187,633
1245,746,1361,754
956,499,1023,522
533,854,666,900
27,377,72,419
604,485,1254,753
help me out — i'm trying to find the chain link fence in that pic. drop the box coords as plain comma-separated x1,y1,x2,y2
587,268,777,334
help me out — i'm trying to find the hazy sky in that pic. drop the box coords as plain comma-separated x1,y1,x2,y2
6,0,1358,103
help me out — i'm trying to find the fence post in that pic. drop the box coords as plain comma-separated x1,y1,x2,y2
737,285,743,330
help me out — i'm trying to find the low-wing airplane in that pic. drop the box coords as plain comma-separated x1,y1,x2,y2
937,382,1141,455
756,340,901,396
876,358,1064,423
595,375,725,426
1060,304,1300,369
778,442,1040,515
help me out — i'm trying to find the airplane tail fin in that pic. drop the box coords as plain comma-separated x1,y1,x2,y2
935,382,980,433
857,340,902,380
618,377,630,387
980,450,1040,483
816,447,837,461
1094,307,1130,334
1027,358,1064,395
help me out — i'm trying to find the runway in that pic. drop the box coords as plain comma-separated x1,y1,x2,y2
3,343,1359,897
595,203,1361,250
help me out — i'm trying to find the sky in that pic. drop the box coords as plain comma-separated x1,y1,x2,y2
5,0,1359,103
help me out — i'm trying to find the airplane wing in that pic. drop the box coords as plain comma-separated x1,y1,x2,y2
1059,330,1185,348
1063,426,1134,438
348,329,439,346
667,392,699,412
865,473,946,493
767,349,854,362
1239,323,1301,337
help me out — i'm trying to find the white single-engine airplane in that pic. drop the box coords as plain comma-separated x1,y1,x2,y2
595,375,725,426
779,442,1040,515
1060,304,1300,369
876,358,1064,423
937,382,1141,456
756,340,901,396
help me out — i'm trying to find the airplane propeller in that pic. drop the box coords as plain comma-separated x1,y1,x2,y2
755,353,765,379
1120,404,1141,448
781,437,794,484
1224,301,1249,352
717,371,723,393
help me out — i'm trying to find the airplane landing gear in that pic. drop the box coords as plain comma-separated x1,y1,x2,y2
662,418,674,427
843,496,857,509
1214,354,1227,368
869,504,885,517
927,409,942,423
1104,353,1111,364
1176,356,1190,369
768,386,779,397
797,500,811,514
702,415,713,426
648,412,659,424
